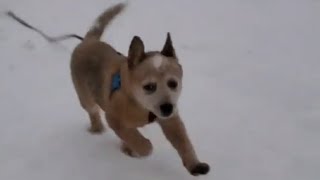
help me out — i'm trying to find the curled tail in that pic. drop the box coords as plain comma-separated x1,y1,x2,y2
84,2,126,40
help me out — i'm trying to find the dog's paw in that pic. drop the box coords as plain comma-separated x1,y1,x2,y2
121,144,140,158
189,162,210,176
87,125,105,134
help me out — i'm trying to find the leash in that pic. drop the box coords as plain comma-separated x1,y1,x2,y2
6,11,84,42
5,11,158,123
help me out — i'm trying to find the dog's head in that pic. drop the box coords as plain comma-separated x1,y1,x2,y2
127,33,183,120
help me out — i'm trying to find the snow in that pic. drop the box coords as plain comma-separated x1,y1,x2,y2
1,0,320,179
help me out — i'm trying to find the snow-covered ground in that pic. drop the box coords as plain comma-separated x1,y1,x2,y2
1,0,320,179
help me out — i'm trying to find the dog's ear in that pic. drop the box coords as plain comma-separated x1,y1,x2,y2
161,32,176,58
128,36,145,69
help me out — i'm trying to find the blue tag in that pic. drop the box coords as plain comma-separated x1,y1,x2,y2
111,72,121,92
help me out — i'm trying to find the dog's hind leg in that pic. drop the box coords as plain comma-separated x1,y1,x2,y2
73,80,105,134
84,103,105,134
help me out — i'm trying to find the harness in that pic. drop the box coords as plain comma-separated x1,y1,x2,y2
111,71,121,93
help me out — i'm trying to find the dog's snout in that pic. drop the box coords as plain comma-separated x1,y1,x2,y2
160,103,173,117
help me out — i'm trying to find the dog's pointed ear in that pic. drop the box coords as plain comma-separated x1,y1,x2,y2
128,36,145,69
161,32,176,58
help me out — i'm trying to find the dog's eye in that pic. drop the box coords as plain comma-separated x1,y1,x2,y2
143,83,157,93
167,80,178,89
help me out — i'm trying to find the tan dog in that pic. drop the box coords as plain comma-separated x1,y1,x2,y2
70,2,210,176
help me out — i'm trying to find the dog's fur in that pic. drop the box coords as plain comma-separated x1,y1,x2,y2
70,2,210,176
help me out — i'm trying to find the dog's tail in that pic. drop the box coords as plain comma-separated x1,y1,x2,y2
84,2,126,40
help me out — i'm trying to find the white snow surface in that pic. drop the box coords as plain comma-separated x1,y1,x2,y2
1,0,320,179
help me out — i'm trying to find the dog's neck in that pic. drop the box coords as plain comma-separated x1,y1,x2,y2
110,71,121,94
118,63,133,98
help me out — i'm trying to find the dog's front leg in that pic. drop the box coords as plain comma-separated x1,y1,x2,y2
108,119,153,157
158,115,210,176
118,128,153,157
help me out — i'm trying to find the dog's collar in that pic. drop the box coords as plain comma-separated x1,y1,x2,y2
111,71,121,93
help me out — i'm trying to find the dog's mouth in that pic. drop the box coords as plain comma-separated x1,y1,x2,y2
157,113,175,120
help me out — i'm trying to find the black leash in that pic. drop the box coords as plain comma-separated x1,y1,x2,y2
6,11,84,42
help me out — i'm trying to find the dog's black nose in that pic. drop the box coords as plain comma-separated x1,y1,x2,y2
160,103,173,117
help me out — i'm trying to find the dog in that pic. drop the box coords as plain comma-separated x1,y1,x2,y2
70,2,210,176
